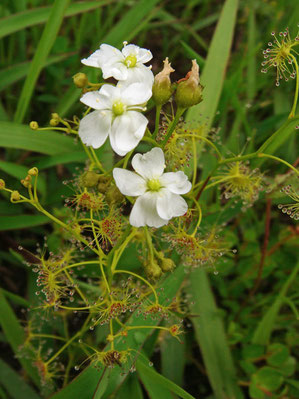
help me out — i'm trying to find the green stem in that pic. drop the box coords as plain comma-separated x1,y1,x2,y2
161,107,185,146
289,55,299,119
152,104,162,139
258,153,299,175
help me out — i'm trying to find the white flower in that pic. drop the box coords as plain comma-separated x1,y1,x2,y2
78,82,152,156
113,148,192,228
81,43,154,86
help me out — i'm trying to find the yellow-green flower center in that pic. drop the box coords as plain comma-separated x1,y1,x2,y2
124,55,137,68
147,178,162,192
112,101,125,116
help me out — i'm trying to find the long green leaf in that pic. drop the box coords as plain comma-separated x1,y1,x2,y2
189,271,243,399
0,215,49,231
0,290,39,386
0,53,73,92
186,0,238,129
14,0,70,123
0,122,79,155
0,1,111,40
137,358,195,399
0,359,41,399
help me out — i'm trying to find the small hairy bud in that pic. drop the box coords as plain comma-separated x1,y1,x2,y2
105,186,124,205
0,179,5,189
160,257,175,272
145,260,162,280
21,175,31,187
175,59,203,108
73,72,88,88
28,167,38,176
80,171,100,188
11,190,21,201
97,175,111,193
29,121,39,130
152,58,175,105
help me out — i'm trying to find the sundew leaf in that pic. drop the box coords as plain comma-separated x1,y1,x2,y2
50,266,186,399
0,290,40,386
14,0,70,123
0,1,112,40
137,358,196,399
0,359,41,399
186,0,239,130
0,122,79,155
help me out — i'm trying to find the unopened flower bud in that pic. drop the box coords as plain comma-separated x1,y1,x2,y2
28,167,38,176
73,72,88,88
51,113,59,120
11,190,21,201
80,171,100,188
50,118,59,127
145,260,162,280
152,58,175,105
175,59,203,108
0,179,5,189
30,121,39,130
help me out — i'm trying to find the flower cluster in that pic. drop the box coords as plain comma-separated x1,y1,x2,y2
79,42,154,155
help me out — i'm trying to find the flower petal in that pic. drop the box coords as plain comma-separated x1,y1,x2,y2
80,90,109,110
156,189,188,220
160,171,192,194
78,110,111,148
121,82,152,106
122,44,153,64
129,192,168,228
110,112,148,156
113,169,146,196
94,44,128,80
81,49,102,68
132,147,165,179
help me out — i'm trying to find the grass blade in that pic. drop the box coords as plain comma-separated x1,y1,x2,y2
0,53,73,92
0,215,49,231
0,359,41,399
14,0,70,123
0,290,40,386
0,1,112,40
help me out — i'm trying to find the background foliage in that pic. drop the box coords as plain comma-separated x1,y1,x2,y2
0,0,298,398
